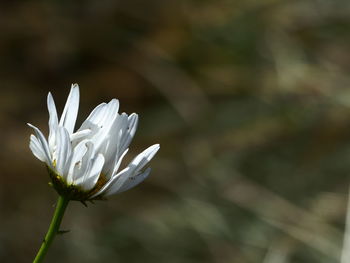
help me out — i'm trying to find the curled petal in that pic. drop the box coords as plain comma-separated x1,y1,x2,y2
66,140,88,184
79,153,105,191
93,144,160,197
29,135,46,162
28,123,52,168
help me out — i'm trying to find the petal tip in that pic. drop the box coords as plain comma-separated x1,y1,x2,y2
153,144,160,151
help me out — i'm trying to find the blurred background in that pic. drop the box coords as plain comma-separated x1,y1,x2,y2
0,0,350,262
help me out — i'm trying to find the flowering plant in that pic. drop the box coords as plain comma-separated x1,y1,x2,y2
29,84,159,262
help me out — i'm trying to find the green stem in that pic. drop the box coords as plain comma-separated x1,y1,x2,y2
33,195,70,263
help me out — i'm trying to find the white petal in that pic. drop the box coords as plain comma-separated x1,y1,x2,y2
66,140,88,184
79,154,105,191
102,114,128,172
127,144,160,173
79,103,107,131
70,129,91,144
97,167,151,197
92,166,132,197
55,127,72,176
93,148,129,197
47,92,58,152
87,99,120,151
29,134,46,162
119,113,138,153
104,113,136,165
59,84,80,134
107,148,129,179
97,99,119,127
72,141,95,184
114,167,151,194
92,144,160,197
27,123,52,168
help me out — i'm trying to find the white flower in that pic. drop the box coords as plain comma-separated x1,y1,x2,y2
28,84,160,201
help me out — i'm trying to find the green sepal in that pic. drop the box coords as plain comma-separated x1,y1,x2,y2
46,166,107,202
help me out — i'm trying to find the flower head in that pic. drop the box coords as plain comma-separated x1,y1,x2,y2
28,84,159,201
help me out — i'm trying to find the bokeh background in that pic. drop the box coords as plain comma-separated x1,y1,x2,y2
1,0,350,262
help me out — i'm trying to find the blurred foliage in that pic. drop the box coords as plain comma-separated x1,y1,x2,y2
1,0,350,262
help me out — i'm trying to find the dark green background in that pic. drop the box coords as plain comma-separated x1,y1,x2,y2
0,0,349,262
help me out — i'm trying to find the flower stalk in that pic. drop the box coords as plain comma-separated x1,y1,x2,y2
33,195,70,263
